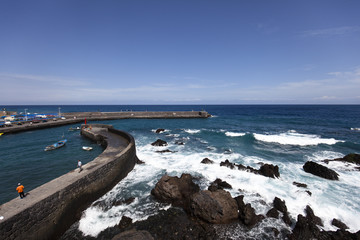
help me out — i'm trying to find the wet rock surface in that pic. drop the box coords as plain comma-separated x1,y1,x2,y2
155,128,165,133
151,139,168,146
201,157,214,164
61,172,359,240
303,161,339,180
288,205,360,240
220,159,280,178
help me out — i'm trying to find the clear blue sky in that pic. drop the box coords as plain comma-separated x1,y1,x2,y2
1,0,359,104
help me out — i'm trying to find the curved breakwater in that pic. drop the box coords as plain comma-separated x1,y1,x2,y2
0,124,138,240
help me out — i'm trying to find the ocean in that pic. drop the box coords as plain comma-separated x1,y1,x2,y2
1,105,360,238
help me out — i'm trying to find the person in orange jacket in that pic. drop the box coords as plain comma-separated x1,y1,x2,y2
16,183,25,199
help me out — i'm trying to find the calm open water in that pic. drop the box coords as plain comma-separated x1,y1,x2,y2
1,105,360,238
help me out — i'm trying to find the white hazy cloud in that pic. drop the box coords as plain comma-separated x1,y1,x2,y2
301,26,360,37
1,67,360,104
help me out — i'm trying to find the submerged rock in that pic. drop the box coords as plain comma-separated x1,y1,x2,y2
155,149,176,153
293,181,307,188
303,161,339,180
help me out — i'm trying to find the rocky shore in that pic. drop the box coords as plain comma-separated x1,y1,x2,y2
61,152,360,240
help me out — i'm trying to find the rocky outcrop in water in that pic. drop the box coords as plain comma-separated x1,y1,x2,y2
208,178,232,191
323,153,360,171
288,205,360,240
220,159,280,178
235,195,265,227
201,157,214,164
273,197,292,226
332,218,349,230
303,161,339,180
151,139,168,146
151,174,199,212
155,149,176,153
155,128,165,133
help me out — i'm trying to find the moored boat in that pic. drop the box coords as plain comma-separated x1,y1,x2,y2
44,139,67,151
69,126,81,131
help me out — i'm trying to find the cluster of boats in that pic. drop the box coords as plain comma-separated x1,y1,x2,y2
44,138,93,151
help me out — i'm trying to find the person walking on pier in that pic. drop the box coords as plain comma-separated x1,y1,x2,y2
16,183,25,199
77,160,82,172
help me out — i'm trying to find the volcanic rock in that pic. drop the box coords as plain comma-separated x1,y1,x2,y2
235,195,264,227
155,128,165,133
151,139,168,146
220,159,280,178
208,178,232,192
293,182,307,188
305,205,323,227
273,197,292,225
151,174,199,211
134,207,217,240
112,229,154,240
190,189,238,224
201,157,214,164
118,216,133,230
273,197,287,213
259,164,280,178
266,208,279,219
155,149,176,153
332,218,349,230
220,159,235,169
303,161,339,180
324,153,360,165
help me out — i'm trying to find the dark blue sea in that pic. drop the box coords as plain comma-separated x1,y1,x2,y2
1,105,360,238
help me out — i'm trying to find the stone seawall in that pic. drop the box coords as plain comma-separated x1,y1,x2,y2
0,124,138,240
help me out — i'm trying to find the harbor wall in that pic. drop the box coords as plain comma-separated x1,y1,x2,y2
0,111,211,134
0,124,138,240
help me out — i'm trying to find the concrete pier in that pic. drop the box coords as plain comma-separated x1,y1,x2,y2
0,111,211,134
0,124,138,240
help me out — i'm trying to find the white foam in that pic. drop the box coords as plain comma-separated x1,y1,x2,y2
183,129,201,134
78,133,360,237
253,130,343,146
351,127,360,131
225,131,246,137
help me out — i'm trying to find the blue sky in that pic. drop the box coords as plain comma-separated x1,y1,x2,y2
1,1,359,104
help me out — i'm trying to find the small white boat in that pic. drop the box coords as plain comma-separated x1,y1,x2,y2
69,126,81,131
82,146,93,151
